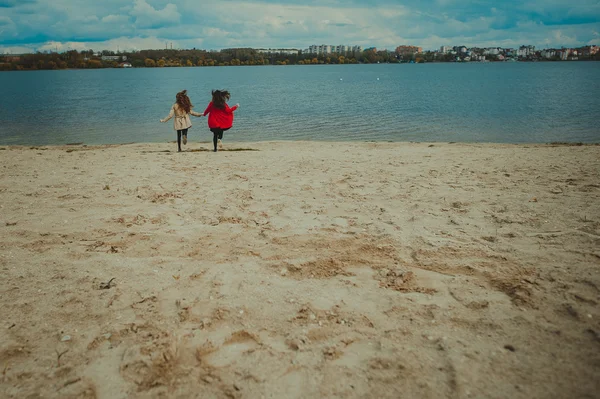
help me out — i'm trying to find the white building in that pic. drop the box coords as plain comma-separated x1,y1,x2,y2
308,45,331,54
101,55,127,61
517,45,535,57
440,46,452,53
307,44,362,54
484,47,500,55
541,50,556,59
560,50,569,60
256,48,300,55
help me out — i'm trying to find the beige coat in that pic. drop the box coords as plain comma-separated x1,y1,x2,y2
161,103,202,131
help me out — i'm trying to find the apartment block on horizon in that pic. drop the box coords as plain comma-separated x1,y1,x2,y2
517,45,535,57
307,44,363,55
256,48,300,55
101,55,127,61
541,49,556,59
483,47,501,55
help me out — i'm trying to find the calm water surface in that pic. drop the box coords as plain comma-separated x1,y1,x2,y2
0,62,599,145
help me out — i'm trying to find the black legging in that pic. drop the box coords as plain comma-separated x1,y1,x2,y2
210,127,230,151
176,129,188,152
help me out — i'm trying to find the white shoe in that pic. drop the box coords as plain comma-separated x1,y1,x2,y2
218,139,223,150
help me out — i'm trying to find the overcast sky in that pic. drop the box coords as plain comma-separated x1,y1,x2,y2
1,0,599,53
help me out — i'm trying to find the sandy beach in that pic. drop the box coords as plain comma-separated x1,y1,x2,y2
1,141,599,399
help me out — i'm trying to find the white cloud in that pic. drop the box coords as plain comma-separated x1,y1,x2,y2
551,29,579,46
377,8,407,19
130,0,180,29
0,15,14,26
75,15,100,23
0,45,32,54
0,36,175,54
102,14,129,24
102,36,174,51
202,27,231,37
0,15,17,38
1,0,599,52
37,41,88,52
179,1,408,48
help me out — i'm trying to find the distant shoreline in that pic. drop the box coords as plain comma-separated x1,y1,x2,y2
3,45,598,71
1,59,599,72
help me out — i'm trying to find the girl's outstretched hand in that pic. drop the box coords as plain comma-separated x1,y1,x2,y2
235,103,240,108
159,119,164,123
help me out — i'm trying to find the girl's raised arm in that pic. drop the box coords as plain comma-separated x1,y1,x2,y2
160,106,174,123
203,102,213,116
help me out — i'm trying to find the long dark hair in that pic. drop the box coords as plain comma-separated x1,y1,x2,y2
176,90,192,113
211,89,230,109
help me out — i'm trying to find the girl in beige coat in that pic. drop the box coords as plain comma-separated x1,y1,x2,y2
160,90,203,152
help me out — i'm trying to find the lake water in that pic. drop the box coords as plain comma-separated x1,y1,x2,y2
0,63,599,145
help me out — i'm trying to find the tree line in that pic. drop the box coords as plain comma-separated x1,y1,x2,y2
0,48,405,71
2,47,597,71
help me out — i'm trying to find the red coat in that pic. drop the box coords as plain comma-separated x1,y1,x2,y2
203,102,238,129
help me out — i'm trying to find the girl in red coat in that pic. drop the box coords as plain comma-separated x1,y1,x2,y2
203,90,239,152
